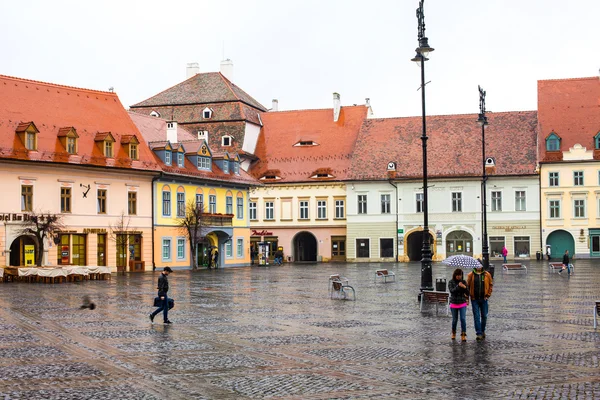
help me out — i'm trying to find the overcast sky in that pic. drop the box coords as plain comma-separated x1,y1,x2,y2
1,0,598,118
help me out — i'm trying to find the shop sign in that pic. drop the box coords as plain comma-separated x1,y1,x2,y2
251,229,273,236
491,225,526,232
24,245,35,266
83,228,107,234
0,213,33,222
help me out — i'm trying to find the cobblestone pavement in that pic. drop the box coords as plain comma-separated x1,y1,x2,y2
0,260,599,399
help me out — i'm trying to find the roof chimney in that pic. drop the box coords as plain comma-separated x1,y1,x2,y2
166,121,177,143
186,63,199,79
272,99,279,112
365,97,374,118
220,59,234,81
333,93,341,122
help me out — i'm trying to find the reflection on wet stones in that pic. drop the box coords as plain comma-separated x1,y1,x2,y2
0,346,68,359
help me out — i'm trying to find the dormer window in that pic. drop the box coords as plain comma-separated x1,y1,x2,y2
594,132,600,149
223,161,229,173
121,135,140,160
233,162,240,175
222,135,233,147
105,141,113,157
130,143,138,160
150,110,160,117
26,132,37,150
311,173,334,179
546,132,561,151
198,156,211,170
197,130,208,141
178,152,184,167
15,122,39,151
58,127,79,154
203,107,213,119
95,132,115,158
260,174,281,180
294,140,319,147
67,137,76,154
165,151,172,165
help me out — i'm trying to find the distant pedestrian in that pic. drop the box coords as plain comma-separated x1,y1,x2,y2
467,263,493,341
448,268,469,342
559,250,571,275
546,245,551,260
150,267,173,324
501,246,508,263
80,295,96,310
207,249,213,269
213,249,219,268
251,247,257,265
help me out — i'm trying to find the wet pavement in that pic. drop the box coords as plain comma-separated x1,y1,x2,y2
0,260,599,399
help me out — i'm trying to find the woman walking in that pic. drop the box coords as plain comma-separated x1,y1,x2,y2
448,268,469,341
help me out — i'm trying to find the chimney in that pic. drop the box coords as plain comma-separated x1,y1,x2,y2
220,59,234,81
333,93,341,122
365,97,374,118
186,63,200,79
272,99,279,112
166,121,177,143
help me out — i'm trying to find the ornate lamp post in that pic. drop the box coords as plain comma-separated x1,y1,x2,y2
411,0,434,291
477,86,490,271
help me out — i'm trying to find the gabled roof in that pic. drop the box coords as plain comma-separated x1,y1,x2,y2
128,111,196,142
0,74,160,171
348,111,538,180
131,72,267,111
537,76,600,161
250,106,369,183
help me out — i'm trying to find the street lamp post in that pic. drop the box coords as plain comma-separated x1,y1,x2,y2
412,0,434,291
477,86,490,271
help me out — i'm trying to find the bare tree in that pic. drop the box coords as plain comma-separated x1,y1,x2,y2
18,211,64,266
177,200,209,270
109,212,134,274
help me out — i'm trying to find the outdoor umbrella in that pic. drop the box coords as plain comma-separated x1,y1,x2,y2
442,254,482,269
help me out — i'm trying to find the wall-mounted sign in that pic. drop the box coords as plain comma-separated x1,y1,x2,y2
24,245,35,266
251,230,273,236
491,225,526,232
83,228,107,234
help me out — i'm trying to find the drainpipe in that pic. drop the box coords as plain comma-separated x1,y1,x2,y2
151,172,163,271
538,171,543,256
388,179,399,262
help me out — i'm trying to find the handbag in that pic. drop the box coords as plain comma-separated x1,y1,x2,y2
153,297,175,309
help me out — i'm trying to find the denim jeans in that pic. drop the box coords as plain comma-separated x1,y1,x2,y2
151,294,169,322
471,299,488,336
451,306,467,333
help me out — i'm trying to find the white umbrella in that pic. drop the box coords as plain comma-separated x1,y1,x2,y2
442,254,482,269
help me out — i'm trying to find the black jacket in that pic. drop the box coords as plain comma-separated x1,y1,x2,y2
157,273,169,296
562,253,569,265
448,278,469,304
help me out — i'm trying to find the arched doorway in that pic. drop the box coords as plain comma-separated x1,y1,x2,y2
406,231,434,261
9,235,37,266
546,230,575,260
293,231,317,262
445,230,473,257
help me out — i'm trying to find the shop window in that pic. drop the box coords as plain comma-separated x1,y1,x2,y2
356,238,370,258
489,236,505,258
514,236,530,258
380,238,394,258
97,234,106,266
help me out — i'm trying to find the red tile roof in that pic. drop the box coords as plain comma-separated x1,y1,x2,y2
349,111,538,180
537,77,600,162
0,74,160,170
128,112,196,142
250,106,368,182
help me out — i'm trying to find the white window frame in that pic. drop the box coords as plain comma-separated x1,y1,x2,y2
177,237,185,260
209,195,217,214
165,151,171,165
574,171,584,186
249,201,257,220
515,190,526,211
237,197,244,219
198,156,211,170
299,200,309,220
491,191,502,212
452,192,462,212
549,199,561,219
357,194,367,214
236,238,244,258
226,196,233,214
177,192,185,217
223,161,229,174
574,198,586,218
265,201,274,220
162,238,172,261
196,194,204,212
549,172,559,187
416,193,424,213
317,200,327,219
225,241,233,258
335,199,345,219
177,153,184,167
162,190,171,216
381,193,391,214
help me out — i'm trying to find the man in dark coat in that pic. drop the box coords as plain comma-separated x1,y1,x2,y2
150,267,173,324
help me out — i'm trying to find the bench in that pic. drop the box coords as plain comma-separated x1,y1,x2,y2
375,269,396,283
549,262,575,274
330,276,356,301
594,301,600,329
502,263,527,273
420,290,450,316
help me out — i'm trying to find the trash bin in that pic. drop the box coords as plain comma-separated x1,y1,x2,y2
435,278,447,292
488,264,495,278
536,251,541,261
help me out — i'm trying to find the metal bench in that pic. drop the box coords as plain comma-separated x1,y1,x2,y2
375,269,396,283
330,276,355,301
420,290,450,316
502,263,527,273
594,301,600,329
549,262,574,274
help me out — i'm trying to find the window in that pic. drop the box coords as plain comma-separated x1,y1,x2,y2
514,236,530,257
249,201,257,220
299,200,309,219
380,238,394,258
67,137,77,154
226,196,233,214
233,162,240,175
177,238,185,259
515,191,526,211
452,192,462,212
381,194,391,214
546,133,560,151
356,238,370,258
595,132,600,149
162,190,171,216
574,199,586,218
178,153,184,167
317,200,327,219
128,192,137,215
225,241,233,258
104,141,113,158
162,238,171,260
222,136,232,146
61,187,71,213
165,151,171,165
489,236,505,258
491,191,502,212
223,161,229,174
237,238,243,258
335,200,345,219
416,193,424,213
265,201,274,220
237,197,244,219
177,192,185,217
26,132,37,150
129,143,138,160
549,200,560,218
574,171,584,186
97,189,107,214
549,172,559,187
21,185,33,211
196,194,204,212
150,110,160,117
198,156,211,170
203,108,212,119
209,195,217,214
358,195,367,214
